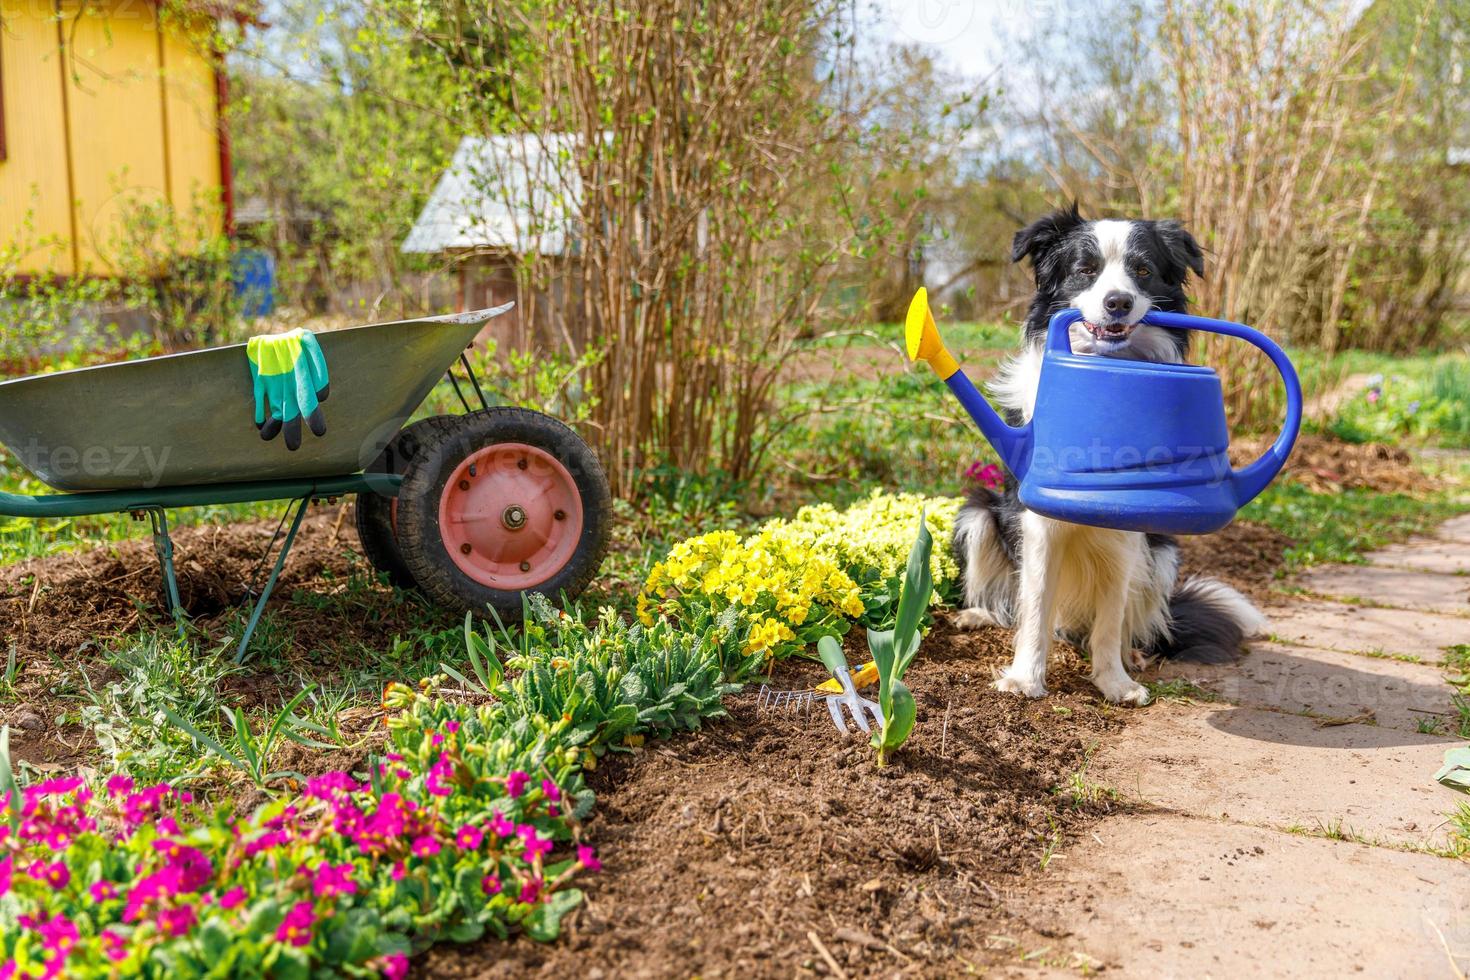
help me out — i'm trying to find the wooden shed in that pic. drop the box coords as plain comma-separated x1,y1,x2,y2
0,0,246,277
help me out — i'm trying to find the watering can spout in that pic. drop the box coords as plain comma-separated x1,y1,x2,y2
905,289,1030,479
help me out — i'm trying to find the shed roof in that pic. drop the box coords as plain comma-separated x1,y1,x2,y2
402,134,584,256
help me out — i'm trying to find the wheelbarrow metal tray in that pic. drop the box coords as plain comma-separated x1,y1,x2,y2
0,308,505,492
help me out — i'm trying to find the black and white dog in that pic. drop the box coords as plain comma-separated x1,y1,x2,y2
953,205,1267,705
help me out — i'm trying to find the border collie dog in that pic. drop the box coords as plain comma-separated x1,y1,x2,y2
953,205,1268,705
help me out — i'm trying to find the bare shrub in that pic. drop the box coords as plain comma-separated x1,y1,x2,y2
395,0,967,494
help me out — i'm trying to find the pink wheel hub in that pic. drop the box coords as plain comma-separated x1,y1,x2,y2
438,443,584,590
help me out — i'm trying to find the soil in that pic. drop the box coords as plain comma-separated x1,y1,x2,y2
1231,432,1436,495
422,621,1126,979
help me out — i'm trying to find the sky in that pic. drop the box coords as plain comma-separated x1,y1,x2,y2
862,0,1092,87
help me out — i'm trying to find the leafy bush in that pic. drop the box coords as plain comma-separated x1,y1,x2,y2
639,491,959,660
0,600,758,976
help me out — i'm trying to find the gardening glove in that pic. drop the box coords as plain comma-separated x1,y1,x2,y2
247,329,330,451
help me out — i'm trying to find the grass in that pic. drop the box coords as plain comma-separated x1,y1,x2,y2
1240,479,1467,574
1145,678,1225,704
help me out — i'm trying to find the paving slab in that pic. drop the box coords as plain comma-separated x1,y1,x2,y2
1298,564,1470,617
1436,513,1470,544
1037,813,1470,979
1092,703,1463,849
1265,600,1467,662
1157,641,1458,732
1365,539,1470,575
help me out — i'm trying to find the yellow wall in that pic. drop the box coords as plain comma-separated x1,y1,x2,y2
0,0,224,277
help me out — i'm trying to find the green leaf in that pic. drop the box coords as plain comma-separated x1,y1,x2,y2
161,705,246,770
1435,746,1470,793
891,513,934,678
0,727,20,828
882,681,916,750
523,888,584,942
866,627,896,713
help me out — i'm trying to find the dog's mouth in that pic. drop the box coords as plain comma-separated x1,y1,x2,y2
1083,320,1136,343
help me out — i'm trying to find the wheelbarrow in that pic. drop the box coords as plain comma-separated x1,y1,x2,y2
0,304,611,662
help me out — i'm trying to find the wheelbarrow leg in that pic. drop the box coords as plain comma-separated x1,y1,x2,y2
234,495,310,665
144,508,186,636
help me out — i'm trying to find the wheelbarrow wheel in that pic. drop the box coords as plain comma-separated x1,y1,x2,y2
354,415,461,589
395,407,612,620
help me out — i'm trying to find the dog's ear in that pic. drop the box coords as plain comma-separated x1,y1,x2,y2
1010,203,1083,265
1156,220,1205,279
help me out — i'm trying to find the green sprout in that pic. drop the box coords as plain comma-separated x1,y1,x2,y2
862,513,934,766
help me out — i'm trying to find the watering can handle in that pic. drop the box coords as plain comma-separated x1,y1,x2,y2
1045,309,1302,507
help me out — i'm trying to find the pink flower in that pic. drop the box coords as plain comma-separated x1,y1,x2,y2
521,833,554,864
89,880,117,902
444,721,461,734
219,887,247,910
540,779,561,802
32,861,68,890
518,877,543,903
481,874,501,895
37,915,78,956
455,824,484,851
157,903,197,938
965,460,1005,490
577,845,602,872
100,931,126,962
391,862,407,881
105,776,134,798
312,862,357,899
380,952,410,979
0,857,11,897
275,900,315,947
504,770,529,798
411,835,441,858
487,811,514,839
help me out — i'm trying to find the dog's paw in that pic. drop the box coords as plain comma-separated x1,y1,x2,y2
1093,674,1151,707
993,672,1047,699
955,608,1002,631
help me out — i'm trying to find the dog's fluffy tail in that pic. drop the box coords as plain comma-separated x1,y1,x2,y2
1145,577,1269,664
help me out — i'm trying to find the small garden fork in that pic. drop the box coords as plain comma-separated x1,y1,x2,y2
817,642,884,736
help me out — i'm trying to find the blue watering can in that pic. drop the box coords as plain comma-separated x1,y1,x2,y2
906,289,1302,535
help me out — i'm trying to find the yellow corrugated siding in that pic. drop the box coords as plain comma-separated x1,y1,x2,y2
62,0,170,273
160,23,223,226
0,0,223,277
0,0,75,275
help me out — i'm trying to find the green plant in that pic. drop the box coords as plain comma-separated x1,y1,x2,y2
1453,694,1470,740
162,686,339,788
77,634,239,784
826,513,934,768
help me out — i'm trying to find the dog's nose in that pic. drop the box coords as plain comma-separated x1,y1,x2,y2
1103,290,1134,316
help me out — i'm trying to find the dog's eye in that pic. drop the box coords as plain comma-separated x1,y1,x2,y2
1134,265,1151,278
1078,263,1097,276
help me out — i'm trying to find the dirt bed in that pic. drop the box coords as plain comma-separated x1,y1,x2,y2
423,622,1124,978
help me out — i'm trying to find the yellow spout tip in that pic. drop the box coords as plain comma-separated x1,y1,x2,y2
906,288,959,379
905,288,932,362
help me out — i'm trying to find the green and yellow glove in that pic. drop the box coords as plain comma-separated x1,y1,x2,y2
246,329,330,451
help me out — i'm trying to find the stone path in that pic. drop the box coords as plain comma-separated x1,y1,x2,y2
1027,516,1470,977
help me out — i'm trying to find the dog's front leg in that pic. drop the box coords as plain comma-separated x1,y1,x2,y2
1088,549,1151,706
994,512,1060,698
